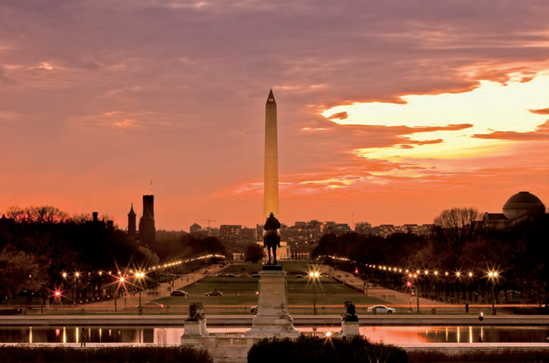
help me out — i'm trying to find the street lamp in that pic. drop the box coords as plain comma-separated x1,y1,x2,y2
488,271,498,315
115,276,125,313
136,272,145,316
468,272,473,302
406,281,412,310
414,273,419,313
75,272,80,303
456,272,461,304
309,270,320,315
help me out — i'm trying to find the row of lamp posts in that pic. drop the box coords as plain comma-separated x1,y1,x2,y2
373,266,500,314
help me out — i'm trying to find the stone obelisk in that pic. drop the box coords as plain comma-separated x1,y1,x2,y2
264,89,279,220
247,90,299,338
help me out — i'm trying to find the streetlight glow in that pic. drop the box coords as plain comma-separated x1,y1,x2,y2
308,268,321,315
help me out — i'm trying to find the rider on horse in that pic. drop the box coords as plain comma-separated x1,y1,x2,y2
263,212,281,265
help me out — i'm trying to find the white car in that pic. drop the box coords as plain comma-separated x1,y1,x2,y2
367,305,396,314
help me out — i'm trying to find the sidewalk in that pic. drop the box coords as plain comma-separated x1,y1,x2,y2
3,313,549,327
322,266,494,309
41,264,227,313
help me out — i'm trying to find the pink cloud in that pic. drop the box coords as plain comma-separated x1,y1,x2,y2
530,108,549,115
473,121,549,140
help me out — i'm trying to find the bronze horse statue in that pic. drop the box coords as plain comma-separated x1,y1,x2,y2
263,230,281,265
263,212,281,265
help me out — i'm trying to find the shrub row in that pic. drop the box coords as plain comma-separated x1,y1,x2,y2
408,349,549,363
248,335,408,363
0,346,212,363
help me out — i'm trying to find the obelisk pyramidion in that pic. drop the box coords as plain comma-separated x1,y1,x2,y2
264,89,279,220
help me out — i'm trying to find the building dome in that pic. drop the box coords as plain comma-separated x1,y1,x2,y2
502,191,546,220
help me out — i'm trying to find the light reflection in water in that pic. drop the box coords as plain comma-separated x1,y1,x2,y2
0,326,547,345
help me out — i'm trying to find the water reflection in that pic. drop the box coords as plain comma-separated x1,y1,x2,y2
0,326,547,345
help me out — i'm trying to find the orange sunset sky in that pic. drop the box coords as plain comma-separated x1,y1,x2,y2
1,1,548,230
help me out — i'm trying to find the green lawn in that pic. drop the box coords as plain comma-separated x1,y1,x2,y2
158,261,387,308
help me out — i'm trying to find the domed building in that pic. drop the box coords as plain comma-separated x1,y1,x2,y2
484,191,547,229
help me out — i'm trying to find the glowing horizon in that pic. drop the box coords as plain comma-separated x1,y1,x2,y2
1,1,548,230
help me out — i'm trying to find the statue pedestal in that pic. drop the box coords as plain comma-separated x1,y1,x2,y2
246,267,299,338
183,319,209,337
340,321,360,338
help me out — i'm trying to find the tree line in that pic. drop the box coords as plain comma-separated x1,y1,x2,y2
0,205,226,305
312,207,549,303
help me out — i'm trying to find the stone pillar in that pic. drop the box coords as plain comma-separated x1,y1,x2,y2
183,319,209,337
246,266,299,338
340,321,360,338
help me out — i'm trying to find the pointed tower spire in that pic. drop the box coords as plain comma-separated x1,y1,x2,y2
127,203,137,242
266,89,276,104
128,203,136,216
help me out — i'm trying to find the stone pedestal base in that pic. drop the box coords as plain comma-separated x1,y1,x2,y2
340,321,360,338
246,268,299,338
183,319,209,337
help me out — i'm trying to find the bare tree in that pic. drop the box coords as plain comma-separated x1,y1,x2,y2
432,207,484,269
6,205,69,255
71,213,92,225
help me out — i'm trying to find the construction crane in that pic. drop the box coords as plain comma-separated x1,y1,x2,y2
197,219,217,229
196,219,217,237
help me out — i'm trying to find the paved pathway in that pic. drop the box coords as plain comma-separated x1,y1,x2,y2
323,266,476,309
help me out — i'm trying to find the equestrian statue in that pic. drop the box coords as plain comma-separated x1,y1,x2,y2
263,212,281,265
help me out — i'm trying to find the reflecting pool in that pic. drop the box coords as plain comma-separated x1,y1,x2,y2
0,326,548,345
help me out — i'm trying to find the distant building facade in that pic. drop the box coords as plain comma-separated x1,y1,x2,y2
219,225,256,244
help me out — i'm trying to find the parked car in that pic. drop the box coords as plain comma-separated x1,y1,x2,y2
205,290,223,297
170,290,189,297
367,305,396,314
136,302,165,309
226,274,238,278
294,274,305,278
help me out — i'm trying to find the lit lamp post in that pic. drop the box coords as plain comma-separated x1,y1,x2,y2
62,272,68,304
136,272,145,316
488,271,498,315
75,272,80,303
115,276,125,313
468,272,473,302
309,271,320,315
456,272,461,304
415,271,420,313
406,280,412,310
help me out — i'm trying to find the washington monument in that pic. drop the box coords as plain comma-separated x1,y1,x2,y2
264,89,279,220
